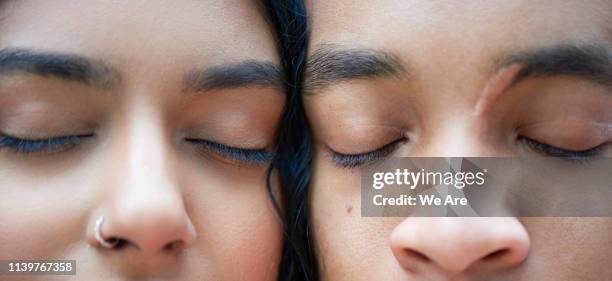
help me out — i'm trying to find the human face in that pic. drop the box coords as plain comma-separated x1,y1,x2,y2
0,1,284,280
303,0,612,280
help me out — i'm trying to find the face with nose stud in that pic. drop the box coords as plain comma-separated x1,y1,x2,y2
303,0,612,280
0,0,284,280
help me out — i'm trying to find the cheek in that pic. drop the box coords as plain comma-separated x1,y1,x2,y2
184,168,283,281
309,151,362,244
216,217,282,280
309,153,402,280
0,173,95,259
520,218,612,277
0,149,104,259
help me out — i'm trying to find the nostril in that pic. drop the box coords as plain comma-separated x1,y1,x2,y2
483,248,509,260
164,240,185,251
106,237,131,250
405,249,431,263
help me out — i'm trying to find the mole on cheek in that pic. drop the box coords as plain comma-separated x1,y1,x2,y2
345,203,353,214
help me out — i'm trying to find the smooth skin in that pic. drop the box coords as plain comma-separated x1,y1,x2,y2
0,1,284,280
303,0,612,280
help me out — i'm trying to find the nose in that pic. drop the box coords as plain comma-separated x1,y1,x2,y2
97,116,196,255
414,119,513,158
101,185,197,255
389,217,530,277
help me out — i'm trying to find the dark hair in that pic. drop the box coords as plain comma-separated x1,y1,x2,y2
264,1,318,280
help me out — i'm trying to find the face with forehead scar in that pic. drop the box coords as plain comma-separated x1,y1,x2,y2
0,0,286,280
303,0,612,280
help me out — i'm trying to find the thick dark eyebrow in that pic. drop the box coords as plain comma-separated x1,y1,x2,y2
0,48,120,90
183,60,284,93
304,44,406,94
498,44,612,87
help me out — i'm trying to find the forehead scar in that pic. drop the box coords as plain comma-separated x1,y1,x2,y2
474,64,522,117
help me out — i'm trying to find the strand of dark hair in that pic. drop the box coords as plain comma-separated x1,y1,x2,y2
264,0,317,280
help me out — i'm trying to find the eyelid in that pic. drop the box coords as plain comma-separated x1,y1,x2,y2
185,138,274,165
0,134,93,154
519,136,603,161
328,137,407,168
520,119,612,138
516,119,612,152
599,123,612,139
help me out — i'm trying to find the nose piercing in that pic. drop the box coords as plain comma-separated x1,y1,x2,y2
94,216,118,249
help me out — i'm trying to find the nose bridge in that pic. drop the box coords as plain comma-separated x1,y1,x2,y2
389,217,530,276
415,114,503,157
102,104,196,255
417,122,482,157
122,106,173,188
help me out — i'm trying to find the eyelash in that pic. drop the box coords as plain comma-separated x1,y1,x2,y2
519,137,602,161
328,136,605,168
0,134,274,165
0,134,93,154
329,138,407,168
185,138,274,165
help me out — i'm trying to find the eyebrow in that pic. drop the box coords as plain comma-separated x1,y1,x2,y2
183,60,284,93
0,48,120,90
498,44,612,87
304,44,406,94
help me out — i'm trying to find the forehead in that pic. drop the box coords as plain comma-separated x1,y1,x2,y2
0,0,278,66
307,0,612,54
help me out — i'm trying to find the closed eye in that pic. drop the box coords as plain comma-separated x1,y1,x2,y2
185,138,274,166
329,138,407,168
519,136,603,162
0,134,93,154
